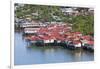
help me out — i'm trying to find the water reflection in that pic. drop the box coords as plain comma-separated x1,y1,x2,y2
14,32,94,65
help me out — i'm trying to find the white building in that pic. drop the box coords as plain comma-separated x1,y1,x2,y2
61,7,79,16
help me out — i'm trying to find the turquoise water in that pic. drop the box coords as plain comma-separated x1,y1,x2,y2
14,32,94,65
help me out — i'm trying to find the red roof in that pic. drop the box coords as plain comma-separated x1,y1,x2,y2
81,35,92,40
73,41,81,44
88,41,94,45
74,32,81,34
38,35,50,40
24,24,94,43
31,36,41,40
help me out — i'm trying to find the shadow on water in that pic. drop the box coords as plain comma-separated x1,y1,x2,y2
14,32,94,65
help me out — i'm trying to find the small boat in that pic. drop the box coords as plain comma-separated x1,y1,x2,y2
73,41,82,49
82,41,94,52
66,40,82,50
66,41,75,49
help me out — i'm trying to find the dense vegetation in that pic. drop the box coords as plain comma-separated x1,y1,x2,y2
15,4,94,35
72,15,94,35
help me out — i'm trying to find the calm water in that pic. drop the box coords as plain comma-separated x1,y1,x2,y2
14,32,94,65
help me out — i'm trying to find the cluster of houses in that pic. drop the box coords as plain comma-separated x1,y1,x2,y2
15,4,94,52
22,22,94,52
61,7,94,16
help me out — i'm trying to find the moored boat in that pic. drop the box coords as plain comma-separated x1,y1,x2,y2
82,41,94,52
